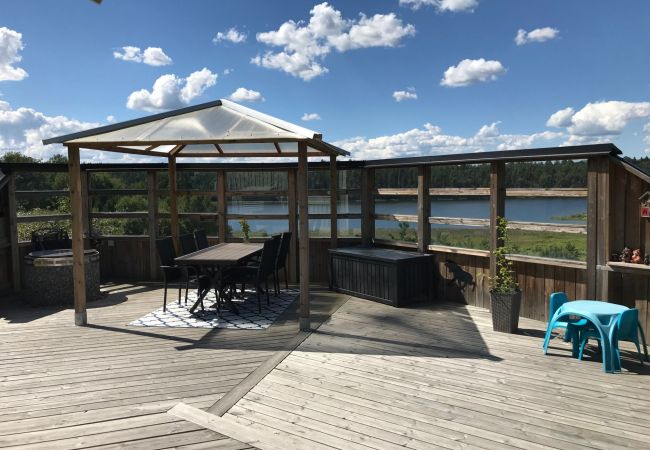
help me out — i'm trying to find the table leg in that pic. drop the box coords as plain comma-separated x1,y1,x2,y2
214,265,239,315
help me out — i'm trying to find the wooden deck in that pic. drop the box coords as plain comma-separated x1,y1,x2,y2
190,297,650,450
3,286,650,449
0,283,345,449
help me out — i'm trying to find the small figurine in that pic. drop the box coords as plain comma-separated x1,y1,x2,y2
644,254,650,265
620,247,632,263
632,248,643,264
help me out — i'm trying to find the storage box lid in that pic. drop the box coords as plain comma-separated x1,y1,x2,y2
328,246,433,263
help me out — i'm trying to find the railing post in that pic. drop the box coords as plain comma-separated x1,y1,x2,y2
330,155,338,249
587,156,611,300
147,171,158,280
80,169,90,239
7,173,20,292
361,167,375,246
67,145,87,326
417,165,431,253
489,161,505,279
168,156,180,253
287,168,298,283
217,169,227,243
297,142,310,331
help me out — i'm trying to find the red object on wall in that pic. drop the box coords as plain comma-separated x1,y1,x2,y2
641,205,650,218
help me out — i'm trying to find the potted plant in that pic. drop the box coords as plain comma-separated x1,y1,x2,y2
489,217,521,333
239,218,251,243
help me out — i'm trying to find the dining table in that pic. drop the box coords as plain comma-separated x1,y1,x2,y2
542,300,648,372
174,242,263,315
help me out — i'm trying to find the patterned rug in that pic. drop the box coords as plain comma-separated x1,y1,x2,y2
129,288,297,329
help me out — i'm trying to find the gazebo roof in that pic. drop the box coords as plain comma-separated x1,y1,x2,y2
43,99,349,158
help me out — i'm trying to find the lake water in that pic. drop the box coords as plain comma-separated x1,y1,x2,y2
227,196,587,234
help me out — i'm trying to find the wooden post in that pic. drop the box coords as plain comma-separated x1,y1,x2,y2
417,165,431,253
67,145,87,326
7,173,20,292
489,161,505,278
596,157,611,300
168,156,180,252
361,167,375,246
586,157,598,299
147,171,158,280
330,155,338,249
287,169,298,283
80,170,90,238
297,142,310,331
217,169,227,243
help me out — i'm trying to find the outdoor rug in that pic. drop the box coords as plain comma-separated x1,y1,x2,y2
129,288,297,329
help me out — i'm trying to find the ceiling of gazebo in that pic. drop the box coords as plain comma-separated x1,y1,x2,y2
43,99,349,158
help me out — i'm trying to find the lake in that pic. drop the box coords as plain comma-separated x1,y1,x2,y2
227,196,587,235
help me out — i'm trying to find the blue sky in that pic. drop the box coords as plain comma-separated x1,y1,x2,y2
1,0,650,161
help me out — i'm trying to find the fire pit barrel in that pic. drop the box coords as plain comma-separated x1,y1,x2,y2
24,249,101,306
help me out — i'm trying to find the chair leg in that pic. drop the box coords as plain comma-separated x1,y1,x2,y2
635,341,644,365
284,266,288,290
185,278,189,304
578,338,588,360
163,279,168,312
265,278,270,305
257,285,261,314
274,270,279,295
178,282,182,305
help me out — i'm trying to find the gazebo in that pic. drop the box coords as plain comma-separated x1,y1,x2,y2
43,99,350,330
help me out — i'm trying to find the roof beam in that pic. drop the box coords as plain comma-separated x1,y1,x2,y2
170,144,186,156
214,144,224,154
274,143,282,153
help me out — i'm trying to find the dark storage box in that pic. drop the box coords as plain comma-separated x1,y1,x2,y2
329,246,436,307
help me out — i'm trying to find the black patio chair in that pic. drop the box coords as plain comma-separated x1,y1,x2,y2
222,236,281,313
194,229,209,250
274,232,292,294
180,233,197,255
156,237,208,312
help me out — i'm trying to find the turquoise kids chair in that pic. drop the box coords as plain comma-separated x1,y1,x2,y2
579,308,648,368
548,292,588,344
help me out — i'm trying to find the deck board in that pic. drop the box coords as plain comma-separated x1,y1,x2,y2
0,283,343,449
209,297,650,450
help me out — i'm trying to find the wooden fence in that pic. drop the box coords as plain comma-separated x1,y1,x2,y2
2,149,650,332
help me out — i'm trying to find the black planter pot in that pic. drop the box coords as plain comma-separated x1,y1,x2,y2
490,290,521,333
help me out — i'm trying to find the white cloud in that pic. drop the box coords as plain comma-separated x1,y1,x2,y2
0,27,28,81
548,101,650,137
213,28,247,44
0,101,99,160
106,115,115,123
228,87,264,103
334,122,562,160
546,107,575,128
113,46,172,66
301,113,321,121
126,68,217,111
515,27,559,46
440,58,505,87
393,88,417,102
399,0,478,12
223,68,233,75
252,2,415,81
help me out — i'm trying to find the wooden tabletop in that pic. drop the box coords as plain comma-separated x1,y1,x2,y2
175,243,263,265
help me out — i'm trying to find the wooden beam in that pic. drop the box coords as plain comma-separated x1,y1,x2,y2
274,143,282,154
147,171,158,280
361,168,375,246
217,170,227,243
168,156,180,253
297,142,310,331
170,144,186,156
80,170,90,238
287,169,298,284
417,165,431,253
330,155,338,249
489,161,505,279
586,157,598,299
7,174,20,293
596,156,611,300
67,145,87,326
144,144,159,152
214,144,224,154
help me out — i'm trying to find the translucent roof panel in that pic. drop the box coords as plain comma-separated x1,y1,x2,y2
67,106,302,144
43,99,349,156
